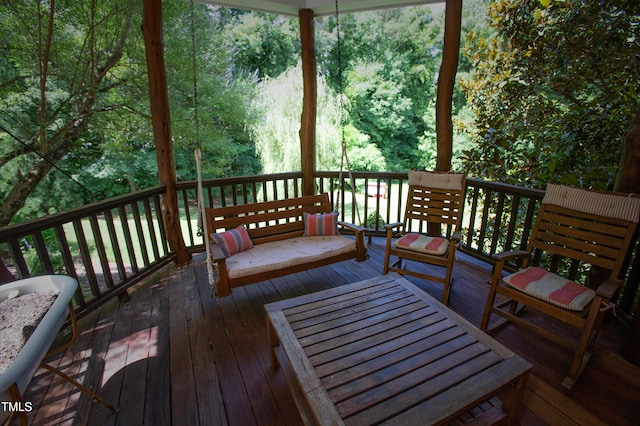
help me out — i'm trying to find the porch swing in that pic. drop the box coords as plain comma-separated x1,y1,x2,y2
191,0,366,297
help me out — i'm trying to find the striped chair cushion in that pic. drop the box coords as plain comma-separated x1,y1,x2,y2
304,212,339,236
544,183,640,222
503,267,595,311
211,225,253,258
393,233,449,256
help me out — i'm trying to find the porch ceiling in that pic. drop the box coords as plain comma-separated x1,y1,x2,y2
198,0,444,17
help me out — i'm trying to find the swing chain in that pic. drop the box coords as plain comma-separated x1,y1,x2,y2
190,0,201,149
334,0,361,225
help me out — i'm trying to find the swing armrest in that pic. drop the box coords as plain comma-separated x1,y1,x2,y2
384,222,404,230
338,221,365,233
211,245,226,261
338,221,367,262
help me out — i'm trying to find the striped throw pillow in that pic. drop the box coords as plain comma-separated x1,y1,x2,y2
211,225,253,257
394,233,449,256
503,267,595,311
303,212,339,236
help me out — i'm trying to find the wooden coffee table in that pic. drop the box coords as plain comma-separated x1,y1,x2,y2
266,273,532,426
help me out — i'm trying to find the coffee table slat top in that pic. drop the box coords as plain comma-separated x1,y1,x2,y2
266,274,532,426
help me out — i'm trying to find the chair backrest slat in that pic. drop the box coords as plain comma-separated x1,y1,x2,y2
404,171,466,234
528,185,640,278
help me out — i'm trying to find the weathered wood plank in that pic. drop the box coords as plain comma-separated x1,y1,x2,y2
168,267,199,426
184,264,221,425
200,286,254,426
144,270,171,426
18,242,638,425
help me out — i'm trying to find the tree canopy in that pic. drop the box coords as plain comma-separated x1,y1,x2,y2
459,0,640,189
0,0,637,226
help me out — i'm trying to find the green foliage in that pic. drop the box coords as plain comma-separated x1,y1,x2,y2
364,210,386,230
221,12,300,79
21,229,66,275
252,65,342,173
315,7,444,172
0,0,147,224
0,0,261,225
460,0,640,189
342,124,387,172
5,0,635,229
163,1,261,180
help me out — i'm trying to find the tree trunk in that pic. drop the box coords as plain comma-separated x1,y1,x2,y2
0,128,79,227
142,0,191,266
435,0,462,172
0,14,132,227
616,107,640,366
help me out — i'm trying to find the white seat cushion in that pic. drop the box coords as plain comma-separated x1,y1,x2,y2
503,267,595,311
225,236,355,279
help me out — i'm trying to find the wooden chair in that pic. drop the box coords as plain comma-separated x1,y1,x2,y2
481,183,640,388
383,170,466,305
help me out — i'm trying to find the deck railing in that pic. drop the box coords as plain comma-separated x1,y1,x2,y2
1,172,638,319
0,187,174,316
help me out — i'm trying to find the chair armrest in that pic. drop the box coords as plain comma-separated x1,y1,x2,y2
490,250,531,283
491,250,530,262
595,278,623,300
338,221,365,233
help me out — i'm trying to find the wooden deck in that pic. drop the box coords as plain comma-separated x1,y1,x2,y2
16,237,640,425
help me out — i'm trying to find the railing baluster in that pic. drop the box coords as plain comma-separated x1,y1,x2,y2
395,178,404,225
477,189,492,254
153,194,169,255
144,198,161,261
505,194,521,252
490,192,506,255
9,239,29,279
131,202,149,267
32,231,54,274
118,205,138,274
54,224,76,279
465,186,480,250
181,188,195,247
105,209,127,281
89,214,113,289
73,218,101,298
206,185,214,208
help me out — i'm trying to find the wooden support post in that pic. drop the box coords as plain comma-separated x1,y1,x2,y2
435,0,462,172
617,107,640,366
299,8,317,196
141,0,191,266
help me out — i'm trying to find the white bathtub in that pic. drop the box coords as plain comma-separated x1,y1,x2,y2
0,275,77,422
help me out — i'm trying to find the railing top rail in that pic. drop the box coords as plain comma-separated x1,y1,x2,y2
177,172,303,189
0,186,167,239
466,177,546,198
314,171,408,179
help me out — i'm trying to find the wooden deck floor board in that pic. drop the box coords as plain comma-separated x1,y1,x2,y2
143,270,171,426
13,237,640,425
198,273,255,426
